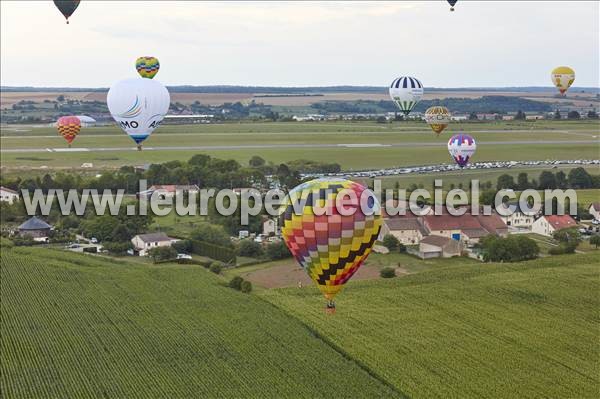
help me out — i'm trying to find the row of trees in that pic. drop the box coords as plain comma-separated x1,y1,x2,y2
496,168,599,191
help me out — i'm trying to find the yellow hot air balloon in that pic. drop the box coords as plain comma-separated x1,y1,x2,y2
551,66,575,95
424,106,451,135
280,178,382,313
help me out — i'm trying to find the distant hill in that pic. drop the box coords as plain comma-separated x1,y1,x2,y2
2,85,599,94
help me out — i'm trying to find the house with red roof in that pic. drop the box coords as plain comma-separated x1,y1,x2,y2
422,209,508,246
531,215,577,237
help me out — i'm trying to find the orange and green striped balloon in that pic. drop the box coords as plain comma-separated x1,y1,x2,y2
56,116,81,146
135,56,160,79
280,178,382,311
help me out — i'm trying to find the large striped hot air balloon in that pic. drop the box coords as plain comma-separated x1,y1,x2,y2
280,178,382,313
135,57,160,79
56,116,81,147
389,76,424,117
551,66,575,95
424,106,451,135
448,133,476,168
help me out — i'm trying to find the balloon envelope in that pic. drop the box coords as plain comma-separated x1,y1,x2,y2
389,77,424,116
447,0,457,10
448,134,476,167
136,56,160,79
107,78,170,145
280,178,382,304
551,66,575,95
56,115,81,145
424,106,451,135
53,0,80,23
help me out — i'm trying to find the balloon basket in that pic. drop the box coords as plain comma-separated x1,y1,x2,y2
450,7,454,11
325,300,336,315
137,145,142,151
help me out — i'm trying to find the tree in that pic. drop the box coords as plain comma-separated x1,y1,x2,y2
376,116,387,124
56,95,65,102
468,112,478,120
555,171,567,189
553,227,581,254
228,276,244,290
382,234,399,251
248,155,266,168
209,262,222,274
553,110,561,120
496,174,516,190
480,235,539,262
190,223,232,247
237,239,264,257
567,110,580,119
517,172,530,190
538,171,557,190
265,241,291,260
380,267,396,278
148,246,177,263
103,241,133,255
567,167,592,189
590,234,600,249
587,110,599,119
515,110,526,120
240,280,252,293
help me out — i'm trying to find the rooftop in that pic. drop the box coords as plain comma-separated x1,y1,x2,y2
18,216,52,231
135,232,175,243
543,215,577,231
0,186,18,195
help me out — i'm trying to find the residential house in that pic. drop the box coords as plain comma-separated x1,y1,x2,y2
531,215,577,237
18,216,52,241
138,184,200,200
497,202,536,228
131,232,179,256
589,203,600,220
262,217,278,236
418,235,462,259
0,186,19,204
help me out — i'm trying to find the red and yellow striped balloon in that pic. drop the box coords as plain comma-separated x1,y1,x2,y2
56,116,81,146
281,178,382,312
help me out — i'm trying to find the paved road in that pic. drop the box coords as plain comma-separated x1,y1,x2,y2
1,140,598,153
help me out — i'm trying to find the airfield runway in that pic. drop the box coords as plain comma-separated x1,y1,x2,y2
1,139,598,153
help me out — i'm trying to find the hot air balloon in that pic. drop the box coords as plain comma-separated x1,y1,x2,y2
280,178,382,313
389,76,424,117
136,57,160,79
107,78,170,150
447,0,457,11
56,116,81,147
448,133,476,168
424,106,451,135
551,66,575,95
53,0,80,24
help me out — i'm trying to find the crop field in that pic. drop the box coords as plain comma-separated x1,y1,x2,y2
1,120,598,172
261,252,600,398
0,247,399,398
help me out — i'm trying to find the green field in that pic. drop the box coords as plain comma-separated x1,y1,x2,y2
1,120,598,171
0,247,398,398
261,253,600,398
2,245,598,398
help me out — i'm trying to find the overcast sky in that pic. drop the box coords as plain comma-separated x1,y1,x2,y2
1,1,598,88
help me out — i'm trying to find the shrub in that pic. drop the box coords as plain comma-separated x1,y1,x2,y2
549,246,565,255
265,241,291,260
172,239,192,254
190,224,233,248
237,239,264,257
209,262,222,274
12,234,35,246
590,234,600,249
0,237,14,249
228,276,244,290
397,243,407,253
480,235,539,262
382,234,399,251
101,241,132,255
240,280,253,293
148,246,178,263
380,267,396,278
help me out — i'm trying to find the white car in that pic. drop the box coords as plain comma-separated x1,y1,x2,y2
592,219,600,225
176,254,192,260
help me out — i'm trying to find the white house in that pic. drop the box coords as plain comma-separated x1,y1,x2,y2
0,186,19,204
589,203,600,220
531,215,577,237
497,202,536,228
131,232,178,256
262,217,278,236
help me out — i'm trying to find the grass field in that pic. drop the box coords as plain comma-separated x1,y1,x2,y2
0,246,398,398
1,120,598,171
261,252,600,398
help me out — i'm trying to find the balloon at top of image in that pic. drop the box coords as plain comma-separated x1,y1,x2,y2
106,78,170,150
389,76,424,117
551,66,575,95
136,57,160,79
280,178,382,312
53,0,80,24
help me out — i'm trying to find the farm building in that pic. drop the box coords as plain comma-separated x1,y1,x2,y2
588,203,600,220
418,235,462,259
18,217,52,241
531,215,577,237
137,185,200,200
131,232,179,256
379,217,426,245
0,186,19,204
